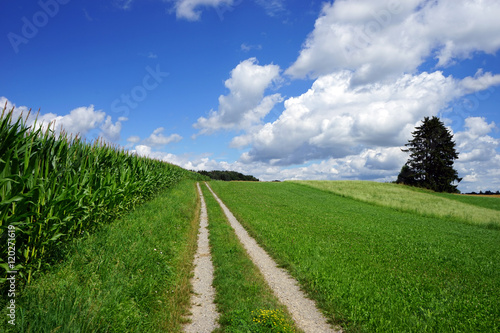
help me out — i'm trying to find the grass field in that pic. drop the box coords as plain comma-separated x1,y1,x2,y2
201,184,299,332
209,181,500,332
0,180,199,332
293,180,500,229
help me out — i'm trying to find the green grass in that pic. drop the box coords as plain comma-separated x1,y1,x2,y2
209,181,500,333
201,183,299,333
293,180,500,229
0,180,199,332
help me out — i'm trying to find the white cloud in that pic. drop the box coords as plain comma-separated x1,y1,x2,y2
173,0,234,21
455,117,498,162
143,127,183,146
194,58,282,135
241,43,262,52
100,115,124,142
459,69,500,94
453,117,500,192
127,136,141,143
130,127,499,192
286,0,500,84
0,97,125,141
130,144,406,184
237,70,458,165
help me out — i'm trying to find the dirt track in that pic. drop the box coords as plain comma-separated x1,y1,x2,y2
205,182,341,333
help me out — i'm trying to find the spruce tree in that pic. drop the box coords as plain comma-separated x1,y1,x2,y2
397,116,462,193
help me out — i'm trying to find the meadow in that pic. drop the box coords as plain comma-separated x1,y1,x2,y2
209,181,500,332
294,180,500,229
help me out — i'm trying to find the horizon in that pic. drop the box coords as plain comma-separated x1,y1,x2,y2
2,0,500,193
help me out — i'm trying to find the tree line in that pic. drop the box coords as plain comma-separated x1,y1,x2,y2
196,170,259,182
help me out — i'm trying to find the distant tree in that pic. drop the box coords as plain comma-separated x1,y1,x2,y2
397,116,461,193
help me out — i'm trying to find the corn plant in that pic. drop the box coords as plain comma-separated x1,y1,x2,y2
0,105,197,288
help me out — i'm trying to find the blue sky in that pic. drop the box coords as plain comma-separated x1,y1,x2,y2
2,0,500,192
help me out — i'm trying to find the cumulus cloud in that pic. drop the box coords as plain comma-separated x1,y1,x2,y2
126,127,182,149
194,58,282,135
455,117,498,162
1,97,125,142
286,0,500,84
130,144,407,184
453,117,500,191
459,69,500,94
237,70,459,165
131,122,499,192
143,127,183,146
127,135,141,143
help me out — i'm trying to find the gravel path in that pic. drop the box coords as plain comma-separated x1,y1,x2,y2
205,183,342,333
183,183,219,333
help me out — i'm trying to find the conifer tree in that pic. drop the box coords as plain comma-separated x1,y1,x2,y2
397,116,461,193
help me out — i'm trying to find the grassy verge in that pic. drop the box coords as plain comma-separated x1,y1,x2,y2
1,179,199,332
293,180,500,229
201,183,299,333
209,181,500,333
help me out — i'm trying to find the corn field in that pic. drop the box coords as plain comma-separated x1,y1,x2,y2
0,106,195,287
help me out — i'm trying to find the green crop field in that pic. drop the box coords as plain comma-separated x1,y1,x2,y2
0,107,202,287
209,181,500,332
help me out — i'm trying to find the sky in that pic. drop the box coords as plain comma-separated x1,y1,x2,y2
1,0,500,193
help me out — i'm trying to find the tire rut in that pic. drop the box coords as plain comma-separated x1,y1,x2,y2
183,183,219,333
